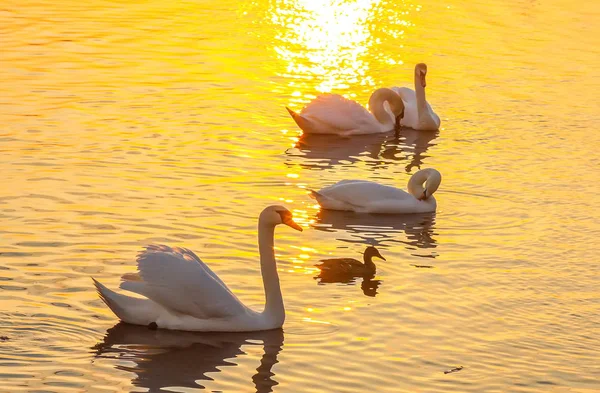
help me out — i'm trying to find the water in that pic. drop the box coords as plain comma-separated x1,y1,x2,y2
1,0,599,391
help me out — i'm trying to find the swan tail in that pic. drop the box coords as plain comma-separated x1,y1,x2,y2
309,190,338,208
309,189,321,200
93,278,159,326
286,107,313,133
309,189,364,212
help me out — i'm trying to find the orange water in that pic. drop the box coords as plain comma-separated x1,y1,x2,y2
1,0,599,392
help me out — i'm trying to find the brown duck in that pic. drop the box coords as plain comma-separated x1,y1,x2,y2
315,246,386,276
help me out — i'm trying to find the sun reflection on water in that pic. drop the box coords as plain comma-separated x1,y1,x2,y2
274,0,377,94
267,0,414,105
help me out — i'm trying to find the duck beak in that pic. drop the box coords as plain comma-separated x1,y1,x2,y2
284,217,303,231
378,254,386,261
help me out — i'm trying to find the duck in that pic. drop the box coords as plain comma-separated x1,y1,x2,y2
392,63,441,131
311,168,442,214
93,205,303,332
286,88,405,136
315,246,386,276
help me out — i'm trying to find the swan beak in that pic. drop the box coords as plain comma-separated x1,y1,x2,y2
284,218,303,231
395,110,404,130
421,73,427,88
418,189,428,201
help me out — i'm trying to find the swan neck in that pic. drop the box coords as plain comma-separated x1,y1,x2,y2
407,169,441,199
414,72,427,114
368,88,398,128
258,222,285,319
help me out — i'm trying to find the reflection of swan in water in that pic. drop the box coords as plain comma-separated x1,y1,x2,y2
285,132,391,169
312,210,437,254
93,323,283,393
382,128,439,173
285,128,438,172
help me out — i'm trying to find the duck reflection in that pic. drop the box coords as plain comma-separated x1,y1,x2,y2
285,128,438,172
315,246,386,297
316,270,382,297
312,210,437,254
93,323,284,393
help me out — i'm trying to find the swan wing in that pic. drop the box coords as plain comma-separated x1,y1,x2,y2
392,87,416,104
320,181,412,207
300,94,377,131
120,245,247,319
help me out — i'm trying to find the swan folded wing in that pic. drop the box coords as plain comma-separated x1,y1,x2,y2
392,86,414,100
322,181,412,206
301,94,375,131
120,245,246,319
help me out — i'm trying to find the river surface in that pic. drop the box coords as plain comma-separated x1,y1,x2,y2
1,0,599,392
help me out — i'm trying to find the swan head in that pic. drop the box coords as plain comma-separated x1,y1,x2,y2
407,168,441,201
260,205,303,231
415,63,428,88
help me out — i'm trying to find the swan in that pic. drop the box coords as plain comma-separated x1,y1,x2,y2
311,168,442,214
316,246,386,276
286,88,405,136
392,63,441,131
93,205,302,332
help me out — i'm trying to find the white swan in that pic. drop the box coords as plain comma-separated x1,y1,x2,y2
392,63,441,131
311,168,442,214
93,205,302,332
286,88,405,136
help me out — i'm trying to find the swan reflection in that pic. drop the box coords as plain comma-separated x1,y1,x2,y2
312,209,437,254
285,128,438,172
94,323,283,393
385,128,439,173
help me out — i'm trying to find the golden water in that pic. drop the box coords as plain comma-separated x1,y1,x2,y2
1,0,599,391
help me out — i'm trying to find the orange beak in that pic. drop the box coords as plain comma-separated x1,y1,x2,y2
284,217,303,231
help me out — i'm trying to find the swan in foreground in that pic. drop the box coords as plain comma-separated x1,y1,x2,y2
311,168,442,214
93,205,302,332
286,88,405,136
316,246,386,276
392,63,441,131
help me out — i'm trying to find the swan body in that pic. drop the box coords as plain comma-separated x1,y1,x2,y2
392,63,441,131
93,205,302,332
311,168,442,214
286,88,405,136
316,246,385,276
